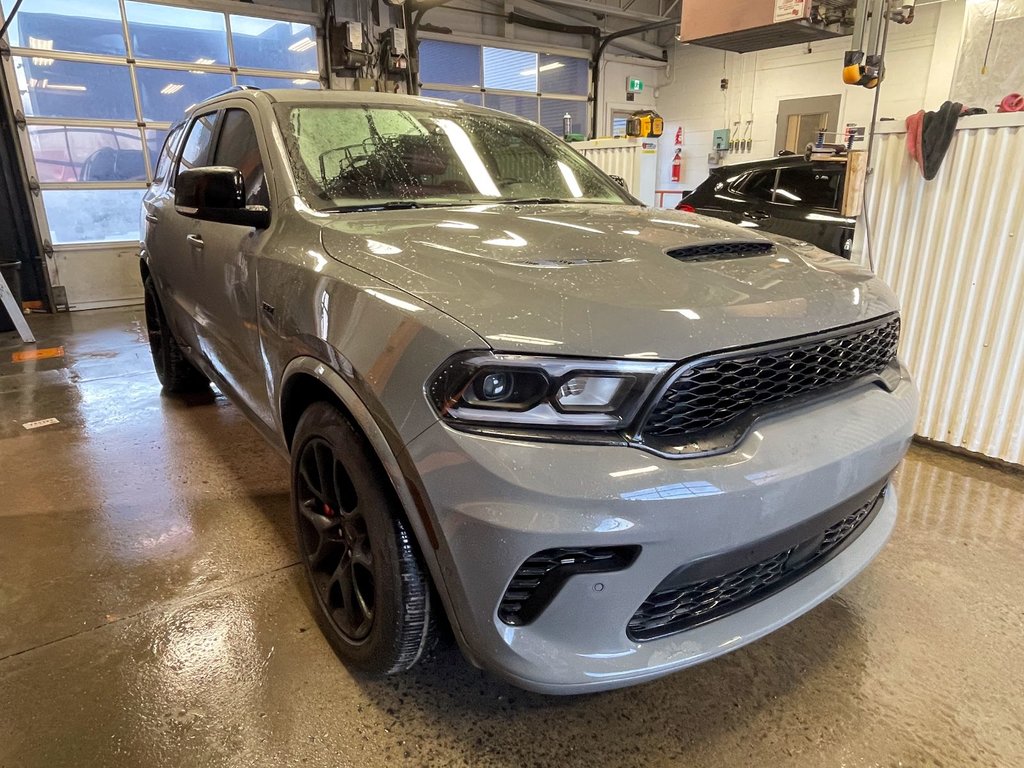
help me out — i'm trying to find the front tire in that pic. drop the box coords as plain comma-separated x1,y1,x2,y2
143,276,208,393
291,402,434,676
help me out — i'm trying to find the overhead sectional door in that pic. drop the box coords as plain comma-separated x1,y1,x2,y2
418,38,590,138
0,0,323,310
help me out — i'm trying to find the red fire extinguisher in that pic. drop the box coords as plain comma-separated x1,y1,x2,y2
671,148,682,183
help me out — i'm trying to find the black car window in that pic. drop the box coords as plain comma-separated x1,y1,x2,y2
738,170,777,202
176,111,219,182
153,123,184,184
773,165,842,209
212,109,269,207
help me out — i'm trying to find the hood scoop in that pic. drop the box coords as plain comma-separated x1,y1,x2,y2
666,241,776,263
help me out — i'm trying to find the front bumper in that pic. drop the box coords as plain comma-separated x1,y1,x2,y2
406,376,917,694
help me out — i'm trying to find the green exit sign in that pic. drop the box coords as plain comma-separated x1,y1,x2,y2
627,77,644,93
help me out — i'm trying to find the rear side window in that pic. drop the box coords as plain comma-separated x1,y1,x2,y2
176,112,219,180
774,166,842,209
153,123,184,184
738,170,776,202
212,109,269,207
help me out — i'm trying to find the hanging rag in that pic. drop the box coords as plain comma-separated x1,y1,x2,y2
905,101,961,180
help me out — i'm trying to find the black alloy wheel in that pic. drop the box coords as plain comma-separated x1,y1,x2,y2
290,402,434,675
296,436,376,642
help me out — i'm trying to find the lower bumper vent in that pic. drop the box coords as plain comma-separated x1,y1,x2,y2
499,546,640,626
627,487,886,642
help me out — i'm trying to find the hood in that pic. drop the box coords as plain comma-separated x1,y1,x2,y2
319,203,896,359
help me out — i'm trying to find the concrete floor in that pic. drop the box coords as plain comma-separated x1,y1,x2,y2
1,307,1022,768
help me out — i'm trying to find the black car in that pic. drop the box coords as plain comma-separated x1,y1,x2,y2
677,155,855,258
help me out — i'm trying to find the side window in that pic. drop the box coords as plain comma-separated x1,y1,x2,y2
212,109,269,207
773,165,842,209
153,123,184,184
739,170,777,202
176,112,219,181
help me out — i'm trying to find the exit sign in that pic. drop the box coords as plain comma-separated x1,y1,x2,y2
627,77,643,93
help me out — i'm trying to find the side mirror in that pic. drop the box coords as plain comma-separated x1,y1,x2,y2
609,174,628,190
175,167,270,228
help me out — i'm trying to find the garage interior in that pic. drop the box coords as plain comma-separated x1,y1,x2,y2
1,0,1022,766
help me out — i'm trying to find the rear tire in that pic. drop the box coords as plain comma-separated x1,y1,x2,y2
291,401,434,676
143,276,208,393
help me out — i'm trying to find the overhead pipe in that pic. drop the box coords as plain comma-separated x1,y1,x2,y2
590,18,675,139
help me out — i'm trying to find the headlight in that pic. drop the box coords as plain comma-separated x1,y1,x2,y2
428,353,673,432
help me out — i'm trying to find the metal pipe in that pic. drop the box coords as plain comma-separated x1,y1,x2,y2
590,18,674,138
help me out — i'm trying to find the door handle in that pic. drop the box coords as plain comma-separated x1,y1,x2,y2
742,211,769,221
145,213,158,223
186,234,204,249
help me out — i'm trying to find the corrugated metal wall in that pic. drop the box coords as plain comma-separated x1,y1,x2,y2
864,114,1024,466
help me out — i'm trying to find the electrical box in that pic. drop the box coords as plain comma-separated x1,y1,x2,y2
680,0,856,53
331,20,369,70
382,28,408,75
712,129,730,151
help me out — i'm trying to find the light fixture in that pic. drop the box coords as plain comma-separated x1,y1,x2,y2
519,61,565,77
45,83,87,92
161,83,184,95
288,37,316,53
31,57,54,66
194,57,215,65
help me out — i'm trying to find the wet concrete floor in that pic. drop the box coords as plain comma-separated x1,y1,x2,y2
1,307,1022,767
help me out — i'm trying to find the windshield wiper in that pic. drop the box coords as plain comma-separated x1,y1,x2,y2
502,197,576,205
319,199,475,214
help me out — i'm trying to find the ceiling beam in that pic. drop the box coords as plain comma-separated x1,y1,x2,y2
538,0,670,24
514,0,669,59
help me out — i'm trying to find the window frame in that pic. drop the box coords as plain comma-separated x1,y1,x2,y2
209,105,272,210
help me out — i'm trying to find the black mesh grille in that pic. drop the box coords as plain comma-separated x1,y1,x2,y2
499,546,639,626
642,315,900,443
627,489,884,642
666,241,776,262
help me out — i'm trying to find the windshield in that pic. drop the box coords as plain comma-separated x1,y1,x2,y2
276,101,634,212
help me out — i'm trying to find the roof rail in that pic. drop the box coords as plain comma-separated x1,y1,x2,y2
205,85,262,100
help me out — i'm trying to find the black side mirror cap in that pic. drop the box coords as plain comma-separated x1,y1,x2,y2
175,167,270,229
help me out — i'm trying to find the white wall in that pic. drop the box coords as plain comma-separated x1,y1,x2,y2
654,0,966,194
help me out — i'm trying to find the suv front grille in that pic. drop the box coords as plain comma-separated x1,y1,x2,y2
640,315,900,452
627,487,885,642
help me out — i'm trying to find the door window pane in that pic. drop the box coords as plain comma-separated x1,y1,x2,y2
420,89,482,106
540,99,586,136
418,40,480,87
483,47,537,92
42,188,145,244
484,93,538,122
539,55,588,96
135,68,232,123
211,109,268,206
28,125,146,182
150,124,183,183
13,57,135,120
3,0,125,57
230,16,318,73
125,2,229,65
773,166,842,209
177,112,218,175
235,74,320,90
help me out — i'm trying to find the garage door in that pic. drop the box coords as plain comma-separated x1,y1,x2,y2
0,0,323,310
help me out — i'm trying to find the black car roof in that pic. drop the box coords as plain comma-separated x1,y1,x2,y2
710,154,812,175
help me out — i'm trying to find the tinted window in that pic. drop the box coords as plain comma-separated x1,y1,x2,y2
176,112,218,179
212,109,268,207
774,166,842,209
739,170,776,201
153,123,184,184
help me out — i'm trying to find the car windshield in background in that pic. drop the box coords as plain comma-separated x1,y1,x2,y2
277,102,633,212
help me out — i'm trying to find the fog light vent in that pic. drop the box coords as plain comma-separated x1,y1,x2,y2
498,546,640,626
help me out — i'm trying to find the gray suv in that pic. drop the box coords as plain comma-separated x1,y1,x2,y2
140,87,917,694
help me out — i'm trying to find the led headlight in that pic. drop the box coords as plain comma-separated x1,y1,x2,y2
428,353,673,433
